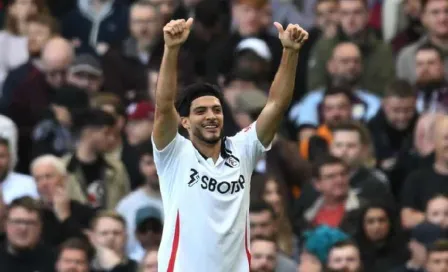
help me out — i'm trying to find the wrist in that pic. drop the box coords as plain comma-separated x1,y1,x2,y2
164,45,181,52
283,48,300,54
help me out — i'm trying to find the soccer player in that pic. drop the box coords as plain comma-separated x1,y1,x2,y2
152,18,308,272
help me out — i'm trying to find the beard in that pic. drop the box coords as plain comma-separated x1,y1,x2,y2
416,77,445,92
193,126,223,145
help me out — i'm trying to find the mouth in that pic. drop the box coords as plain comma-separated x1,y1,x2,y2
203,123,219,131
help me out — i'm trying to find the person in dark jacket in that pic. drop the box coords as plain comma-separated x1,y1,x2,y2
32,85,90,159
31,154,97,247
0,197,56,272
368,80,419,198
353,203,409,272
62,0,129,54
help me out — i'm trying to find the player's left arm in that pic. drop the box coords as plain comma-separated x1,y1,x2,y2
256,23,308,147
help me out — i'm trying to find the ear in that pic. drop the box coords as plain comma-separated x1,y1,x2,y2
180,117,190,130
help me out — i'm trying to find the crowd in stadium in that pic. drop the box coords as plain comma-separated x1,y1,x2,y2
0,0,447,271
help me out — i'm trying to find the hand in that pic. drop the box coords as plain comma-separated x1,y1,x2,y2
85,230,121,269
163,18,194,48
274,22,309,51
53,185,71,222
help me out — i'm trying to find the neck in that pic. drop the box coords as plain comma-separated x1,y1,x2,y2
193,139,221,162
323,195,346,206
16,20,28,36
144,184,160,198
434,159,448,175
429,34,448,50
76,142,97,163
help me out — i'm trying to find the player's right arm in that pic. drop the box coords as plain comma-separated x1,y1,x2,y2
153,18,193,150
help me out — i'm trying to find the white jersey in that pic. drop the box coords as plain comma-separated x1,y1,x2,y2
152,122,270,272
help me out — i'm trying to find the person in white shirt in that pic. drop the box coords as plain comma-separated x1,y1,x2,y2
152,18,308,272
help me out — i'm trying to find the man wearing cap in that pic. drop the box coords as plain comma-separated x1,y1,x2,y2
131,206,163,261
393,222,447,272
67,54,104,95
125,101,155,147
206,0,282,84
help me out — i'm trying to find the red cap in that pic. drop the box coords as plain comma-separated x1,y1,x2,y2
127,101,155,121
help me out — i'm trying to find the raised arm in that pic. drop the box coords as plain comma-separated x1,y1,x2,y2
256,23,308,147
153,18,193,150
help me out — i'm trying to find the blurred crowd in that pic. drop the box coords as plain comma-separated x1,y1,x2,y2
0,0,447,271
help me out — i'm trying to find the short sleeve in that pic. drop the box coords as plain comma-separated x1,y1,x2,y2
230,122,271,171
151,133,187,176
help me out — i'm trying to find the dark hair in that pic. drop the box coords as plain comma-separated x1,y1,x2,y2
7,196,42,220
331,120,370,146
323,86,355,104
330,240,359,251
136,141,154,159
355,202,398,244
195,0,222,28
249,201,276,219
428,239,448,254
5,0,49,35
59,238,94,262
176,83,225,117
72,108,116,133
416,43,444,62
27,13,60,35
312,155,346,179
384,79,416,98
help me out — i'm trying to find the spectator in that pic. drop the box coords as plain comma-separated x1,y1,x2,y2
0,137,38,204
354,203,409,272
425,239,448,272
139,247,158,272
131,206,163,261
125,101,154,147
294,155,366,235
297,87,353,161
326,240,363,272
0,12,59,113
426,195,448,228
102,1,164,101
62,0,129,54
289,42,381,131
401,115,448,229
26,14,60,58
0,114,18,169
248,202,298,271
67,54,104,95
297,122,394,220
368,80,419,196
250,236,278,272
394,222,447,272
414,44,448,113
56,238,92,272
31,155,96,246
64,108,130,209
32,85,90,158
6,37,74,174
250,175,297,258
300,225,350,267
205,0,282,84
0,197,56,272
116,143,163,261
396,0,448,84
0,0,49,90
308,0,394,95
89,211,138,271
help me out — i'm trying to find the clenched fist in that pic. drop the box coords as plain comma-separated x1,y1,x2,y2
274,22,309,51
163,18,194,48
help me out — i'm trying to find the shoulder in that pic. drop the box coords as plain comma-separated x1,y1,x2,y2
397,40,421,59
355,90,380,101
8,172,34,182
116,189,144,210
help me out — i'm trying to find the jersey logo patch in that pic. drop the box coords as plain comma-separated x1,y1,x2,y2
188,168,200,187
225,155,240,168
